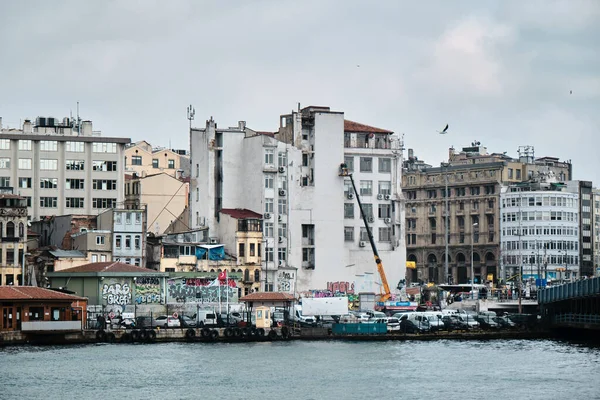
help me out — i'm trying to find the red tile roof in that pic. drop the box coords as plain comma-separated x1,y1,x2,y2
0,193,24,200
55,262,162,274
239,292,295,302
220,208,263,220
344,120,393,134
0,286,87,301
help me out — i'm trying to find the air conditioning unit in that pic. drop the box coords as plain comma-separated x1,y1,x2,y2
209,238,218,244
377,194,384,200
384,218,391,224
359,241,366,247
279,189,286,196
347,193,354,199
278,260,285,267
385,194,391,200
278,166,285,173
368,217,375,223
263,213,271,220
278,215,282,222
278,236,284,243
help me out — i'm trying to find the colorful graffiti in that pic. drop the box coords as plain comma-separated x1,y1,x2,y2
277,271,295,293
102,280,132,307
134,276,162,304
326,281,354,294
166,277,238,303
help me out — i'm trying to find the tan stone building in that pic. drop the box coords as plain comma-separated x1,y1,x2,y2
124,172,188,235
403,143,572,285
124,140,190,178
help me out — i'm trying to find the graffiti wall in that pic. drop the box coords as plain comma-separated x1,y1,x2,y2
134,276,163,304
326,281,355,294
166,277,238,304
101,278,132,314
277,270,296,293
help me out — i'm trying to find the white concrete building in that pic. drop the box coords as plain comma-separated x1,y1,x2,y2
190,106,405,294
0,117,129,221
500,176,579,283
97,207,147,267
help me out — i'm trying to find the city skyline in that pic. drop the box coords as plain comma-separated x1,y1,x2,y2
0,1,598,183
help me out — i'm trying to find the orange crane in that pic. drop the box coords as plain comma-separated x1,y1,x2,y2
339,163,392,302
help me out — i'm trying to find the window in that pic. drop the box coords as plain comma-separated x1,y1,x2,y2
302,153,309,167
344,203,354,219
278,198,287,215
264,222,273,237
40,197,57,208
92,198,116,209
508,168,513,179
66,198,84,208
18,159,32,169
378,181,391,195
278,223,287,238
344,227,354,241
126,213,131,224
265,175,274,189
135,213,142,224
360,180,373,196
168,159,175,169
379,227,392,242
93,161,117,171
363,203,373,219
152,159,159,168
66,142,85,152
92,254,98,262
66,160,85,170
360,157,373,172
249,243,255,257
66,179,85,190
93,179,117,190
125,235,131,249
93,142,117,153
278,247,286,262
0,139,10,150
378,204,391,218
265,247,274,262
378,158,391,173
18,140,31,151
360,227,368,241
135,235,141,250
115,235,122,249
131,155,142,165
0,158,11,169
40,141,58,151
278,152,287,167
40,178,58,189
18,177,32,189
96,236,105,245
344,156,354,172
101,254,107,262
40,159,57,170
238,243,245,257
265,198,274,213
0,177,8,187
264,149,274,165
516,169,521,180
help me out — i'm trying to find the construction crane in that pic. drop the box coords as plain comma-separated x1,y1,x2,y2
339,163,392,302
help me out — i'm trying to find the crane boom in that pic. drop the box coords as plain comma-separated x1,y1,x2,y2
340,164,391,302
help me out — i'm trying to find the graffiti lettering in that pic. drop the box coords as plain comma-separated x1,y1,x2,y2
135,294,162,304
102,282,132,306
327,281,355,294
167,282,238,304
136,276,160,285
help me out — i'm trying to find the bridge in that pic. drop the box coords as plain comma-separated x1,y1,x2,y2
538,276,600,331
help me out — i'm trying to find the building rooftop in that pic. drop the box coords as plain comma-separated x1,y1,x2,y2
344,120,393,134
49,249,86,259
52,262,162,274
220,208,263,220
0,286,86,301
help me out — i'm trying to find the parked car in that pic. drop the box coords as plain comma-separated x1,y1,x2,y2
441,315,460,331
194,310,218,327
152,315,181,328
399,319,429,333
178,315,196,328
455,315,479,330
386,317,401,332
494,316,516,329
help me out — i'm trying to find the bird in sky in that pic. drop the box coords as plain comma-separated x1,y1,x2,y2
438,124,449,134
570,90,572,94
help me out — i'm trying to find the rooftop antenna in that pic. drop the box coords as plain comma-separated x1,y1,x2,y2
77,101,81,136
187,104,195,131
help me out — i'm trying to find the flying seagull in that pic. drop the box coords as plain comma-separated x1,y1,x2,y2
570,90,572,94
438,124,449,134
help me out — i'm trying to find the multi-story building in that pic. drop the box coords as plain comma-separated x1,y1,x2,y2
593,188,600,276
97,207,147,267
567,180,594,277
124,140,190,178
0,188,28,285
190,106,405,293
403,143,572,285
71,229,112,264
500,176,580,283
0,117,129,221
124,172,189,235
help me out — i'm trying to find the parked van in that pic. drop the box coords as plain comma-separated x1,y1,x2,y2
194,309,218,327
293,305,316,325
421,312,445,331
398,312,431,331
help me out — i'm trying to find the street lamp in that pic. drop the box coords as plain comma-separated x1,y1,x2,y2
441,162,450,284
471,222,478,296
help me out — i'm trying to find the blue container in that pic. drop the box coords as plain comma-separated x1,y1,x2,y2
332,323,387,335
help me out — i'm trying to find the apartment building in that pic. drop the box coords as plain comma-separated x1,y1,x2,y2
0,189,28,285
567,180,594,277
71,229,112,264
0,117,129,221
190,106,405,293
593,188,600,276
500,177,580,283
124,140,190,178
97,207,147,267
403,143,572,285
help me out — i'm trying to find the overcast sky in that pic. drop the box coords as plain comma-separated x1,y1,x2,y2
1,1,599,182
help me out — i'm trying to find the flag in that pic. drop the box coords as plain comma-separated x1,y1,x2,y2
218,270,227,284
207,278,220,287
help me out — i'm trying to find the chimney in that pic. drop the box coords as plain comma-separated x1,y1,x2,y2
408,148,414,159
23,120,33,134
81,120,92,136
176,169,183,179
238,121,246,131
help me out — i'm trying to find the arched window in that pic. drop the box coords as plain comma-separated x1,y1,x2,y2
244,269,250,282
6,221,15,238
254,270,260,283
19,223,24,237
0,222,3,236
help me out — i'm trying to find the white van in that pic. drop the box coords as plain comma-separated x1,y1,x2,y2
293,305,316,324
421,312,445,331
194,309,218,327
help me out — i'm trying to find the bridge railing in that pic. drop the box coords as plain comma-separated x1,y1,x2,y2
553,313,600,326
538,276,600,304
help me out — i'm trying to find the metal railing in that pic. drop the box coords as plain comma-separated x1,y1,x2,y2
553,313,600,326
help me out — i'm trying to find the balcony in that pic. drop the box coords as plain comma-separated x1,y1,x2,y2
470,208,480,214
1,236,21,243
